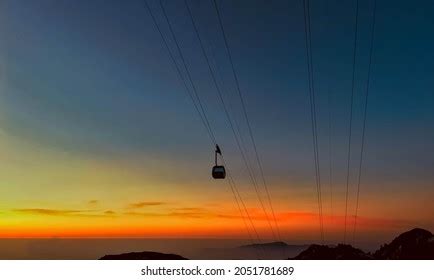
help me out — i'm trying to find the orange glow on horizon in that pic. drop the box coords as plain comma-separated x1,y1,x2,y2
0,208,415,240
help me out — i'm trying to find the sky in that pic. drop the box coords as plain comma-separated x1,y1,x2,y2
0,0,433,246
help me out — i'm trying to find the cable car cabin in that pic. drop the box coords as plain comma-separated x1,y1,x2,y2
212,165,226,179
212,144,226,179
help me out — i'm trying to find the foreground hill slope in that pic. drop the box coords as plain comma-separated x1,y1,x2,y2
374,228,434,259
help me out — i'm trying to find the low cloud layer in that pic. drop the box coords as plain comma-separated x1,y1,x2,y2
127,201,166,209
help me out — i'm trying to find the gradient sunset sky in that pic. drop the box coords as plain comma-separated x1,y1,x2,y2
0,0,433,245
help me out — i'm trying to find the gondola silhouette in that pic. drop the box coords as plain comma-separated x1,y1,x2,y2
212,145,226,179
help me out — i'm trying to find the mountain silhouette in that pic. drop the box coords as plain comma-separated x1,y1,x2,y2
239,241,307,250
97,228,433,260
293,228,434,260
374,228,434,259
99,251,187,260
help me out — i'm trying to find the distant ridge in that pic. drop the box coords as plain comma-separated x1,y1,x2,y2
239,241,308,250
240,241,287,249
99,251,187,260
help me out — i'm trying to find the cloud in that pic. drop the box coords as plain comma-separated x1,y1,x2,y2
88,200,99,206
13,208,86,216
127,201,165,209
12,208,116,218
124,208,226,219
124,211,165,217
168,211,207,219
173,207,205,212
104,210,116,215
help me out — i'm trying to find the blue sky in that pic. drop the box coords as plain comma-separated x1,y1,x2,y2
0,0,433,240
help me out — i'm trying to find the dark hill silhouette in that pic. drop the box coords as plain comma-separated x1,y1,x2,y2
293,244,373,260
374,228,434,259
293,228,434,260
99,251,187,260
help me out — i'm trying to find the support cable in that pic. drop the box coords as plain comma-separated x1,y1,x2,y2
353,0,377,245
344,0,359,244
211,0,282,243
144,0,263,258
302,0,324,243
